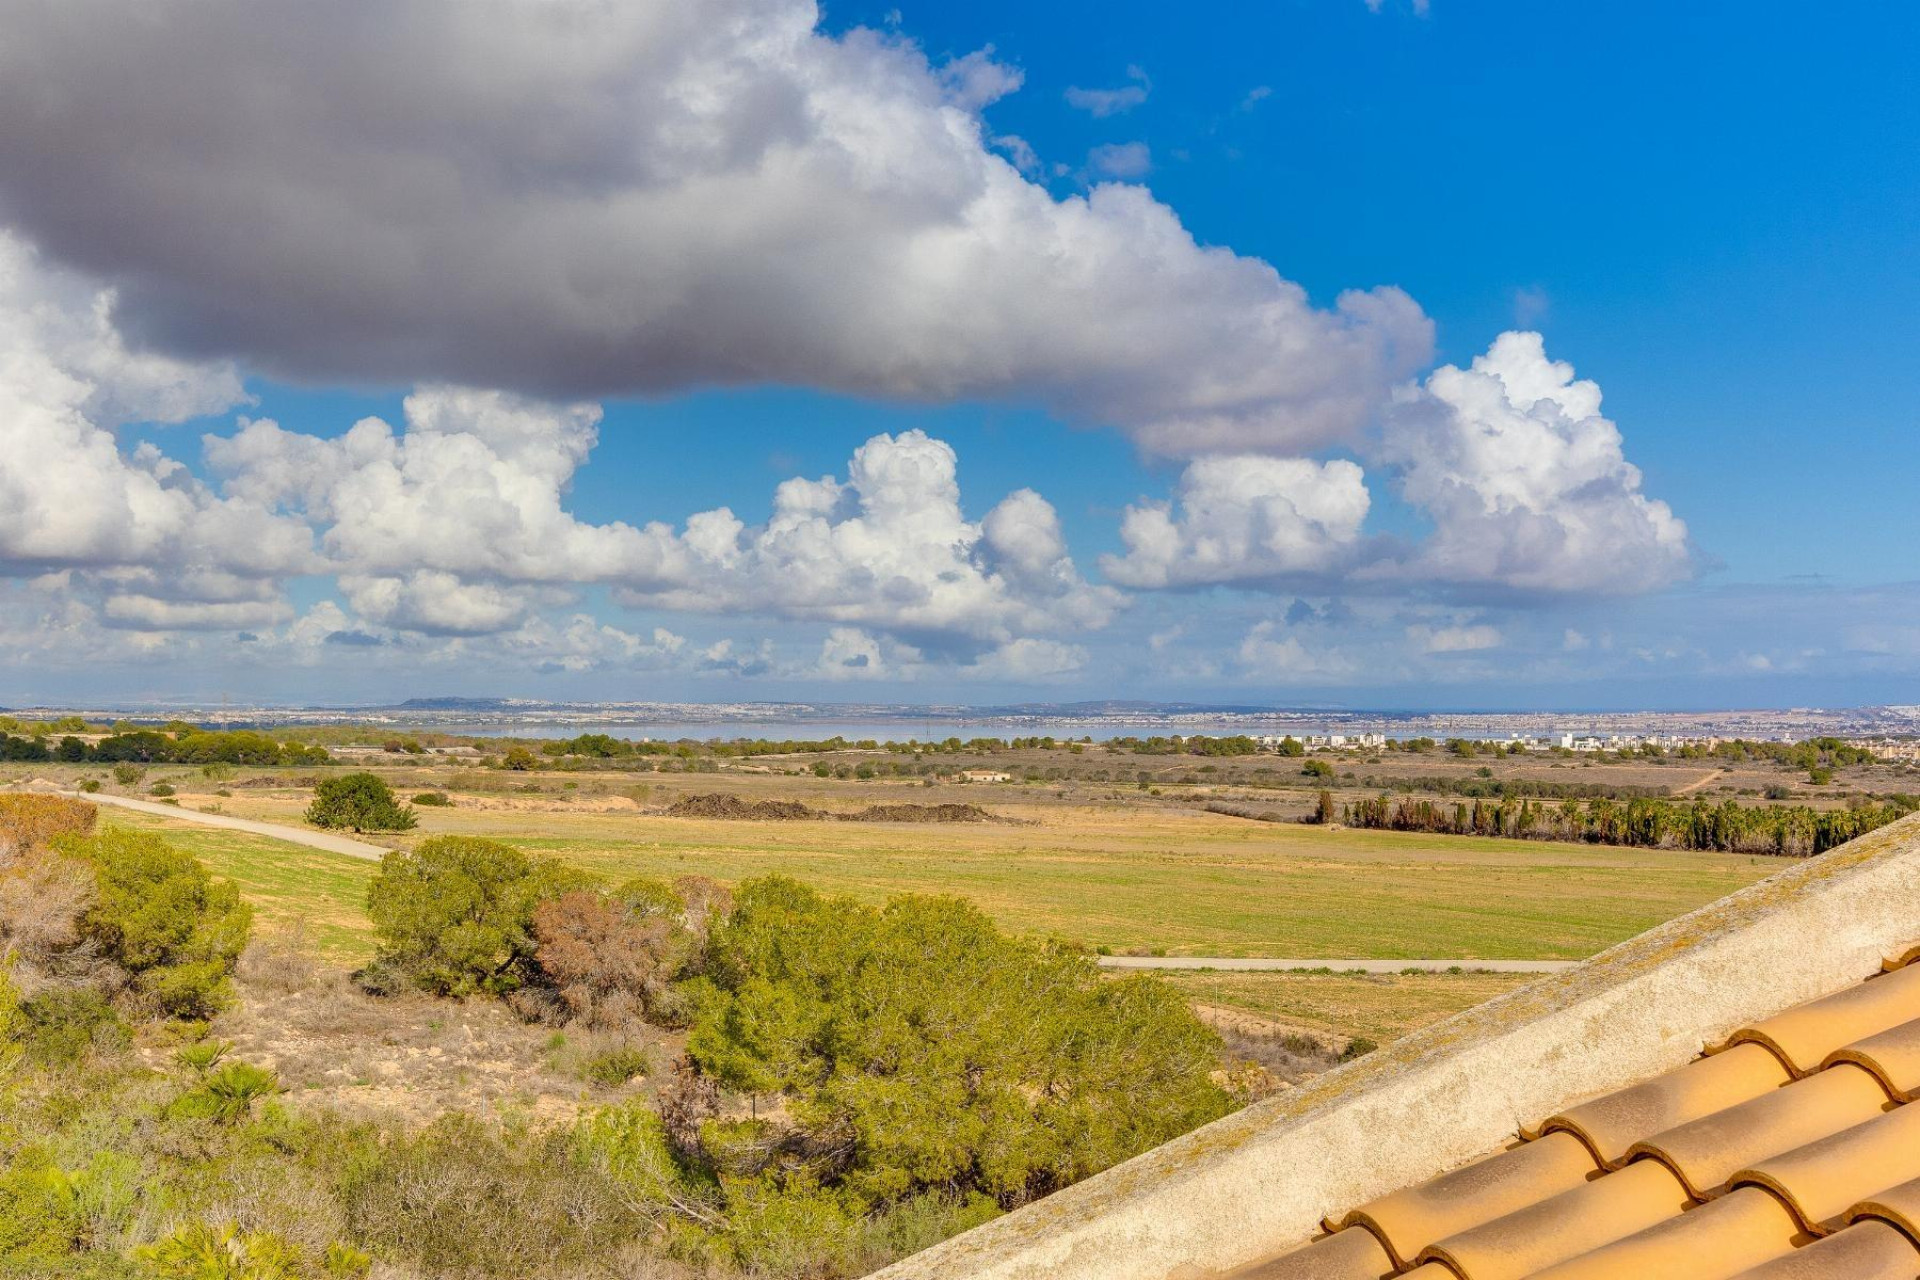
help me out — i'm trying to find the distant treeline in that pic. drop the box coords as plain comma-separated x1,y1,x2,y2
0,728,331,766
1368,776,1672,801
1335,793,1917,856
546,732,1090,759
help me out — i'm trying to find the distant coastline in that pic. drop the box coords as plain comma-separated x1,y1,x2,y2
6,698,1917,746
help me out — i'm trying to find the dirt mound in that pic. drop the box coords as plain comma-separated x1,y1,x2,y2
842,802,995,824
666,792,821,820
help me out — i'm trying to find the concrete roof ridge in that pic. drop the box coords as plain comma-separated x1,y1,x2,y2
867,812,1920,1280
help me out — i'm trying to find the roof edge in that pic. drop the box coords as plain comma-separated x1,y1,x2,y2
868,813,1920,1280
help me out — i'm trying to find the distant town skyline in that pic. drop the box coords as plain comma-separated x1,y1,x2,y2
0,1,1914,708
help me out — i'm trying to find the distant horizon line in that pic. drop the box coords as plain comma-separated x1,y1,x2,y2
5,695,1916,723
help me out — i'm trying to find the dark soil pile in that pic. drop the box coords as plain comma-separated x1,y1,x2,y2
842,803,995,824
665,793,820,820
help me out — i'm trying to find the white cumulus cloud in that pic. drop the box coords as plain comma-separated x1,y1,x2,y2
0,234,311,596
614,429,1121,643
1103,456,1371,588
1375,331,1692,593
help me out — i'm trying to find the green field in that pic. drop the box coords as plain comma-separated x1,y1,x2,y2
109,794,1782,964
107,811,381,962
1160,969,1542,1044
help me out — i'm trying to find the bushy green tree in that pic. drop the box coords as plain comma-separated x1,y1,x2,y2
73,829,251,1017
365,837,591,996
305,773,417,832
686,878,1230,1214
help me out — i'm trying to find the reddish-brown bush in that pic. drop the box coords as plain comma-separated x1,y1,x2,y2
530,890,674,1027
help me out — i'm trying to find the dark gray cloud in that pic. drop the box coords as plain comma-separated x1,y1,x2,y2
0,0,1429,457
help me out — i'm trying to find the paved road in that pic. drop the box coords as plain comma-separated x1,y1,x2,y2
48,789,390,862
1096,956,1578,974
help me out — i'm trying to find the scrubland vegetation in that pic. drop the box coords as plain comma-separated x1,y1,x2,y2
1,796,1237,1279
4,719,1914,1276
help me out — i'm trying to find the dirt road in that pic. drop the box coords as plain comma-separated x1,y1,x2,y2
52,789,390,862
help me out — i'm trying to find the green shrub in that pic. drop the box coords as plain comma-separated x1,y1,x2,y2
337,1114,637,1274
136,1221,303,1279
0,1149,143,1264
148,782,176,797
305,772,417,832
688,877,1231,1211
410,791,452,807
72,828,251,1018
175,1038,233,1076
110,763,144,787
365,837,591,996
580,1043,650,1086
17,986,129,1066
172,1060,281,1124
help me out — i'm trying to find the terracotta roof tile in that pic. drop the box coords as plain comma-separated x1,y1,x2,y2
1731,1103,1920,1233
1332,1132,1599,1266
1223,1223,1392,1279
1726,1219,1920,1278
1224,942,1920,1280
1823,1016,1920,1100
1847,1174,1920,1243
1415,1159,1691,1280
1521,1186,1804,1280
1721,961,1920,1075
1623,1063,1893,1198
1538,1042,1789,1168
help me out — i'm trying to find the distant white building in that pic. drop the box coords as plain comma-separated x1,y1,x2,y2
958,769,1011,783
1262,732,1385,752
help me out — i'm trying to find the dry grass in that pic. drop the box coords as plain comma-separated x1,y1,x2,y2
92,774,1781,964
201,932,678,1127
0,792,96,853
1160,969,1542,1045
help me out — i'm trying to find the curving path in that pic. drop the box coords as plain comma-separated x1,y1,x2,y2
1096,956,1577,974
46,789,390,862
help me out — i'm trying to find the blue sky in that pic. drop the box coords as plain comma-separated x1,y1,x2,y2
0,0,1913,709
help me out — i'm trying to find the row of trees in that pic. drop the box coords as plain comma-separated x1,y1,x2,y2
0,727,330,767
1332,792,1916,855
